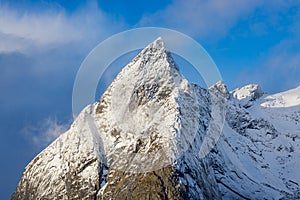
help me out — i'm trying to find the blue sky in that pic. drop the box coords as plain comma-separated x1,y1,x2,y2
1,0,300,199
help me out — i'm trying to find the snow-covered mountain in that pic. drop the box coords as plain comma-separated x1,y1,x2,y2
12,38,300,200
212,84,300,199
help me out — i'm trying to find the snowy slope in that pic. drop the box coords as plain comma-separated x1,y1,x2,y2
12,104,104,199
211,84,300,199
261,86,300,108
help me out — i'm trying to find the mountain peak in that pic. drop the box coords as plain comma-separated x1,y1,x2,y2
232,84,264,108
96,37,189,171
232,84,263,99
107,37,181,98
144,37,166,52
209,80,229,96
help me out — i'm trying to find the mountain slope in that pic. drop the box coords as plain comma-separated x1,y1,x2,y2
211,84,300,199
11,104,104,199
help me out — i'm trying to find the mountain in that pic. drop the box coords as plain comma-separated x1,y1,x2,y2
213,84,300,199
12,38,300,200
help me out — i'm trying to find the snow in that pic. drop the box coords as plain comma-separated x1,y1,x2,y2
212,84,300,199
231,84,264,108
261,85,300,108
232,84,263,100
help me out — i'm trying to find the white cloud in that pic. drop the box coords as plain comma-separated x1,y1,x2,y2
0,9,79,48
139,0,300,40
22,118,71,148
0,2,125,53
139,0,262,39
235,36,300,93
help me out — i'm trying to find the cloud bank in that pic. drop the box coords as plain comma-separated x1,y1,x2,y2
0,2,124,54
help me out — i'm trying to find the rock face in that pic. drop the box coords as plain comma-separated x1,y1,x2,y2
12,38,300,200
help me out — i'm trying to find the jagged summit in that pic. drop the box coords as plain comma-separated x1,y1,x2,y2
209,80,229,96
115,36,180,82
140,37,170,58
232,84,263,100
142,37,168,53
231,84,264,108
